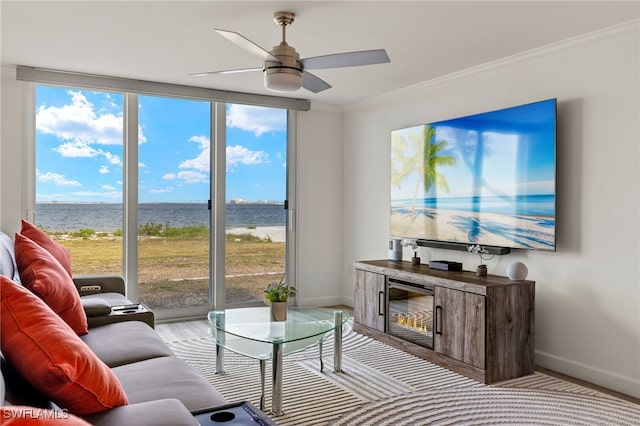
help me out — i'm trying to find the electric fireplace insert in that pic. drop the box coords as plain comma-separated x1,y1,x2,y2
386,277,434,350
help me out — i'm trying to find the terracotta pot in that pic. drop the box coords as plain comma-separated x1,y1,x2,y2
270,301,287,321
476,265,487,277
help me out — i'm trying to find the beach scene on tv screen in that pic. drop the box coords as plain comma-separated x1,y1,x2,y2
390,100,556,250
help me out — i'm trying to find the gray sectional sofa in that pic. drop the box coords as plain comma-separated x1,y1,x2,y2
0,230,229,425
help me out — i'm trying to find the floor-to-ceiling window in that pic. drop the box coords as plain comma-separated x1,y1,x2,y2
29,74,302,321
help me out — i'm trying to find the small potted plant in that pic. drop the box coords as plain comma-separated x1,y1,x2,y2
264,276,296,321
467,244,492,276
402,239,420,265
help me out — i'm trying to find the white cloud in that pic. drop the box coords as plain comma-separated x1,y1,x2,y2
37,91,123,145
102,184,115,190
176,170,207,183
168,134,266,185
53,140,122,166
103,151,122,166
226,104,286,136
55,140,95,157
37,171,81,187
163,171,206,183
226,145,267,171
99,166,110,174
36,90,147,146
179,136,210,171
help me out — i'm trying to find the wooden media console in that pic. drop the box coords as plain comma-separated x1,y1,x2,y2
353,260,535,383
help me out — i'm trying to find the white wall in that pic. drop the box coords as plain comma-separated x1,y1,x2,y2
0,66,28,237
342,23,640,397
295,106,345,307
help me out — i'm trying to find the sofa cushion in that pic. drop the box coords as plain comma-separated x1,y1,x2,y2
0,406,91,425
112,356,227,413
20,220,72,277
0,277,128,416
14,233,88,335
0,232,21,283
81,297,113,317
84,399,200,426
81,292,132,306
81,321,174,368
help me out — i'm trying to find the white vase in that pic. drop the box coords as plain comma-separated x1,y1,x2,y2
506,261,528,281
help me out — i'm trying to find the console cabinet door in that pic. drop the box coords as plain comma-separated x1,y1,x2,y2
354,269,386,332
434,286,485,369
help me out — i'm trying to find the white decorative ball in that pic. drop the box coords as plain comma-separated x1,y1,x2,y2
506,261,528,281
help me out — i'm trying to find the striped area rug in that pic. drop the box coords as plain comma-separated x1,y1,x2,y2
168,329,640,425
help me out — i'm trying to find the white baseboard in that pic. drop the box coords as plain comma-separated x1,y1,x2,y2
536,349,640,398
296,296,346,308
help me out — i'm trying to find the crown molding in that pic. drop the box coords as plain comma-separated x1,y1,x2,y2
346,19,639,111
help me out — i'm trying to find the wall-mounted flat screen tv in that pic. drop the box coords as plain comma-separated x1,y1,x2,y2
390,98,556,251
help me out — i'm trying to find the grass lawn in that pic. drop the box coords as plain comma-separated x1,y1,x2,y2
56,231,285,309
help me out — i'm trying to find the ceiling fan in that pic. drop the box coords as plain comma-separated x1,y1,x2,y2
191,11,390,93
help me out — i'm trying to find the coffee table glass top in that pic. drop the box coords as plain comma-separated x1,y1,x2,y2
208,307,350,360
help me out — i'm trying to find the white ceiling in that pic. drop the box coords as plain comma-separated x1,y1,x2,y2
1,1,638,106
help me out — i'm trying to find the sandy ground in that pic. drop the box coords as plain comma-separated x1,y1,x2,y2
391,208,554,249
226,226,286,243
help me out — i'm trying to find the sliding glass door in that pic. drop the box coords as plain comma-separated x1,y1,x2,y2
137,95,212,313
224,104,288,306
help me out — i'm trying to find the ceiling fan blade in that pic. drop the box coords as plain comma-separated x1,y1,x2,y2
301,71,332,93
214,29,280,62
190,67,262,77
301,49,390,70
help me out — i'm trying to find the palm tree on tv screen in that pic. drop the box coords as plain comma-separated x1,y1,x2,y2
392,124,455,223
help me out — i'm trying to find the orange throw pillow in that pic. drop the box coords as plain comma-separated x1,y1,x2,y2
14,233,88,335
20,220,72,277
0,277,128,416
1,406,91,425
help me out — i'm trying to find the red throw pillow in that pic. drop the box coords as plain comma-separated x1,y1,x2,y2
20,220,72,277
1,406,91,425
14,233,88,335
0,277,128,416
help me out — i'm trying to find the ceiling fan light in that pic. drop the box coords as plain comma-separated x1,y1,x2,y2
264,70,302,92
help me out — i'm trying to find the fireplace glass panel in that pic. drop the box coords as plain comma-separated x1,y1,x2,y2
387,281,434,349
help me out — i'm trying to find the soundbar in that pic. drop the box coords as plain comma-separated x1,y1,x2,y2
417,239,511,255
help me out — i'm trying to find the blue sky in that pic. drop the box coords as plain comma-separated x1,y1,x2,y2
35,87,287,203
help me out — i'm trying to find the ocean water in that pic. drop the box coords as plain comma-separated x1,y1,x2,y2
35,203,286,232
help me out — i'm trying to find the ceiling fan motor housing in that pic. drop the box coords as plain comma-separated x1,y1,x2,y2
264,42,303,91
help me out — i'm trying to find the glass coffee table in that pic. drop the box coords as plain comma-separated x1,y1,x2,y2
208,307,350,415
